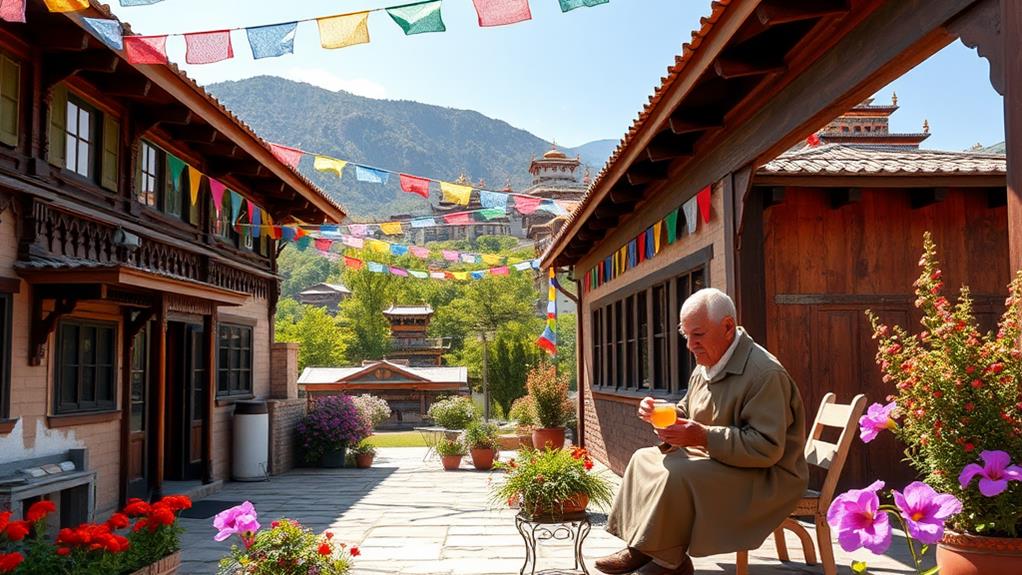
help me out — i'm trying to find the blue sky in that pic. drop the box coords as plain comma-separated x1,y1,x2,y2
110,0,1004,151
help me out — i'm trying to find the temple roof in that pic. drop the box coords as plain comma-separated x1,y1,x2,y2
760,144,1006,176
383,304,434,316
299,360,467,385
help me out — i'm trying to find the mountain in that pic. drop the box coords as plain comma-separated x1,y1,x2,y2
206,76,612,220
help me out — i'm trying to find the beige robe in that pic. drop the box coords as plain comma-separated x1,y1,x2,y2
605,328,809,566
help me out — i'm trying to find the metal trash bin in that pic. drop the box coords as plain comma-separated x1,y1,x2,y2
233,400,269,481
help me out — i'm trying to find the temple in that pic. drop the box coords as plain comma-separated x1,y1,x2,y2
383,304,449,367
814,94,930,149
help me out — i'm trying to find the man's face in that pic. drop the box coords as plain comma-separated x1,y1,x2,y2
680,308,736,366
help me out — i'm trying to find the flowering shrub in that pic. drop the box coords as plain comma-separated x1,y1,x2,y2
864,233,1022,538
426,396,477,430
351,394,391,429
507,396,535,428
213,502,357,575
525,365,574,429
492,447,613,518
297,395,372,463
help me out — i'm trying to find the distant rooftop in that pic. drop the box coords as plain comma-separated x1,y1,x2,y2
299,360,466,385
299,283,350,296
383,304,434,316
760,144,1006,176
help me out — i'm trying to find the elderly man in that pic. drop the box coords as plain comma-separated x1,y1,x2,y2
595,288,809,575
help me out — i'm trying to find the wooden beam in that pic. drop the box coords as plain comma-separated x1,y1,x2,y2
577,229,604,242
625,162,670,186
164,124,218,144
37,31,90,52
206,158,267,178
669,109,725,134
1004,0,1022,276
909,187,948,209
587,218,618,230
44,51,119,88
190,141,241,158
608,185,643,205
594,204,619,220
94,76,153,99
645,131,697,162
756,0,850,26
755,186,786,207
714,55,787,79
830,187,861,208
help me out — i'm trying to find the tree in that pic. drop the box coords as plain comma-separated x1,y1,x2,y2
337,265,396,362
278,245,336,299
554,312,578,390
275,305,347,369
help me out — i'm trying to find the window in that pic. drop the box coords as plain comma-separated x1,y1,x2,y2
0,53,20,147
0,293,11,421
55,319,117,414
217,324,252,397
137,141,161,207
48,86,118,191
65,95,95,179
675,267,706,390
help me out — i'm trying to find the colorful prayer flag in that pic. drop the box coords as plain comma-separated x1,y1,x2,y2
379,222,404,235
246,22,298,59
119,0,165,5
390,244,408,256
184,30,234,65
167,154,185,193
440,181,472,205
386,0,446,35
355,165,389,184
368,262,386,273
296,236,312,251
697,185,712,223
444,212,472,225
230,190,243,224
342,236,364,249
249,203,262,235
460,253,477,264
366,239,390,254
269,143,302,170
471,271,487,280
389,266,409,277
343,255,364,270
315,238,332,252
472,0,531,27
187,166,202,205
348,223,369,237
479,190,508,209
558,0,609,12
665,208,679,244
512,261,532,271
627,240,637,268
400,173,431,198
637,232,646,264
536,268,557,354
313,156,347,178
411,217,436,228
430,271,446,280
209,179,227,216
409,270,428,279
478,208,505,221
280,226,297,242
683,198,698,234
81,18,123,50
481,254,502,265
513,195,541,215
452,271,468,281
653,221,662,254
538,199,567,216
442,250,459,262
409,246,430,258
124,35,168,65
317,12,370,50
44,0,87,12
491,266,509,276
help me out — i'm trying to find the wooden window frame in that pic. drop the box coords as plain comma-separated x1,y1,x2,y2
0,291,12,425
217,323,253,398
65,94,98,180
137,140,162,208
0,52,20,148
54,318,118,415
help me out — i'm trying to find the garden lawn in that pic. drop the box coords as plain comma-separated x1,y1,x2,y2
366,431,428,448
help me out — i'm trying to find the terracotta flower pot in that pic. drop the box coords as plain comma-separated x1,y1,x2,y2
937,531,1022,575
129,550,181,575
441,454,463,470
355,453,374,468
470,447,495,470
531,427,565,450
529,493,590,517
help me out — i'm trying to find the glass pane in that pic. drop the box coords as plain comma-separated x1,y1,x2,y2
66,102,76,135
76,141,89,177
65,135,75,171
241,327,251,350
82,367,95,402
78,108,90,140
97,366,112,402
61,364,77,405
82,327,95,364
130,403,144,432
2,98,17,134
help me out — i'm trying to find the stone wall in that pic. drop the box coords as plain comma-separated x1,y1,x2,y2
268,399,306,475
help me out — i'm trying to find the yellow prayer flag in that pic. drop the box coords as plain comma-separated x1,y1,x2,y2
453,271,469,281
481,254,501,265
313,156,347,178
317,12,370,50
379,222,403,235
653,221,663,254
366,239,390,254
44,0,88,12
440,181,472,206
187,166,203,205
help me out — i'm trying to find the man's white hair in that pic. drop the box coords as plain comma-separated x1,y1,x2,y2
680,288,736,323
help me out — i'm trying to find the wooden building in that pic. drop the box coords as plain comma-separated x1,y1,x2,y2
541,0,1018,491
0,1,343,520
383,304,449,367
297,282,350,315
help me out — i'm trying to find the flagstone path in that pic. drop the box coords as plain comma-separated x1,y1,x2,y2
178,447,930,574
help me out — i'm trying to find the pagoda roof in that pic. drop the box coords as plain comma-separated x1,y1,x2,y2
383,304,434,316
299,283,351,296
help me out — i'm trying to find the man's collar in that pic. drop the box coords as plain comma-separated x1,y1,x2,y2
707,327,754,384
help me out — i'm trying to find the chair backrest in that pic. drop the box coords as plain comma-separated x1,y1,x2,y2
804,392,868,509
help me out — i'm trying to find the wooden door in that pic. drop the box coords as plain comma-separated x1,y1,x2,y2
165,322,206,481
125,325,150,500
186,324,206,479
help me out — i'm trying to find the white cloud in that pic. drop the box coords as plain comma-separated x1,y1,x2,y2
282,67,388,99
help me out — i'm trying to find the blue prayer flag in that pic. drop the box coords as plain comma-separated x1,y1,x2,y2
355,165,390,184
530,259,540,270
627,240,637,268
558,0,609,12
368,262,386,273
411,217,435,228
479,191,508,209
246,22,298,60
82,18,123,50
390,244,408,256
645,228,655,260
281,227,296,242
538,199,567,216
319,224,340,237
471,271,486,280
409,270,429,279
229,191,243,225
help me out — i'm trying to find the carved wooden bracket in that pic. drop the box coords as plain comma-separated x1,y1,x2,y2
30,294,78,366
948,0,1003,96
126,307,157,341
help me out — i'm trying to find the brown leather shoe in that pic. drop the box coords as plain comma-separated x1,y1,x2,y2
634,555,694,575
594,547,652,574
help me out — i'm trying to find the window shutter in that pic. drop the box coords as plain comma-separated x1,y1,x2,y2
101,114,119,191
0,55,19,147
47,85,67,167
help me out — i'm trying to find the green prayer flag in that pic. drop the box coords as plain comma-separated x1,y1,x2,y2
665,208,679,244
229,190,243,225
167,154,186,191
295,236,312,251
558,0,610,12
386,0,446,35
479,207,505,221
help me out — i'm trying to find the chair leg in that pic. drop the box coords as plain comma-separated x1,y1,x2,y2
782,518,817,566
773,527,789,562
814,516,837,575
736,550,748,575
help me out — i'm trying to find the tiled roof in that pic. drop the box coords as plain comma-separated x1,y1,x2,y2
383,305,433,316
299,361,467,385
299,283,350,295
759,144,1007,176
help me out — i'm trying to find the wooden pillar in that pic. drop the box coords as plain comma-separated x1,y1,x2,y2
574,278,586,448
151,298,167,500
203,311,216,484
1005,0,1022,275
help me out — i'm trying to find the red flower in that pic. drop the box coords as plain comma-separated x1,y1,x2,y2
26,500,56,523
987,362,1004,374
964,442,975,452
0,552,23,573
325,531,334,539
147,504,175,529
107,512,130,530
123,499,151,517
56,547,71,556
584,459,594,471
271,521,280,528
4,521,29,541
159,495,192,511
132,519,148,533
965,402,975,413
971,379,983,389
350,546,361,557
318,542,332,556
0,511,9,533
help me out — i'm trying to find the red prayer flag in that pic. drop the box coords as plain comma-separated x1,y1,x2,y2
491,266,509,276
443,271,455,280
806,133,821,147
697,185,711,223
269,143,302,170
513,195,542,215
399,173,431,198
0,0,25,23
315,238,332,252
444,212,472,225
637,232,646,263
472,0,531,27
343,255,364,270
184,30,234,65
124,35,168,65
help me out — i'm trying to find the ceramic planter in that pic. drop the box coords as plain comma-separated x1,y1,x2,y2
319,446,347,468
129,551,182,575
531,427,565,450
355,453,374,468
441,454,463,470
937,531,1022,575
469,447,495,470
528,493,589,518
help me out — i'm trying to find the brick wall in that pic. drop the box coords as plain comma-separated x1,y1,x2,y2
270,343,299,399
267,398,306,475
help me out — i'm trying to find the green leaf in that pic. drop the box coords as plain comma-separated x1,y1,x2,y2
851,560,869,573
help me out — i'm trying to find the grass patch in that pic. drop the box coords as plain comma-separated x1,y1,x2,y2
366,431,429,448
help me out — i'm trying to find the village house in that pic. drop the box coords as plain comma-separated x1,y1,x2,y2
0,1,343,523
541,0,1017,492
296,282,350,315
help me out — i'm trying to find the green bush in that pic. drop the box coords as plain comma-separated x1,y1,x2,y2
427,396,478,430
525,365,573,429
436,437,467,457
463,421,499,450
508,395,535,427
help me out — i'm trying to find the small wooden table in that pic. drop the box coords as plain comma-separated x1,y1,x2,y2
514,510,592,575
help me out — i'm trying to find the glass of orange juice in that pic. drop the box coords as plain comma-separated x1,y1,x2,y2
650,399,677,429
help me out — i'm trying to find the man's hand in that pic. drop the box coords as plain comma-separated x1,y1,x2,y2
637,397,655,423
655,419,708,448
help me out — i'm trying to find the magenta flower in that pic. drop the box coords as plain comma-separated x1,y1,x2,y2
891,481,961,544
213,501,260,544
827,480,892,554
859,402,898,443
959,450,1022,497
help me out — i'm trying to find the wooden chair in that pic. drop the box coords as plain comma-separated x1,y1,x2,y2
736,392,868,575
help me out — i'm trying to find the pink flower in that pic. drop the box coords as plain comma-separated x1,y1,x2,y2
212,501,260,545
827,480,891,554
959,450,1022,497
859,402,897,443
891,481,961,544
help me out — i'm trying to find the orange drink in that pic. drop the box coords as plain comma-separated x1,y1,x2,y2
650,400,677,429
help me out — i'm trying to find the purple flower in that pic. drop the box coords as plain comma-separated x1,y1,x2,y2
827,480,892,554
959,450,1022,497
859,402,898,443
213,501,260,543
892,481,961,544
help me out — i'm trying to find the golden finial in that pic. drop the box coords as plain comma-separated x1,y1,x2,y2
923,119,929,133
891,91,898,106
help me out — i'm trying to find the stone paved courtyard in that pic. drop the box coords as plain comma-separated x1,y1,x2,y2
178,447,929,574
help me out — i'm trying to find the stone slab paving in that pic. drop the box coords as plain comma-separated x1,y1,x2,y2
178,447,930,575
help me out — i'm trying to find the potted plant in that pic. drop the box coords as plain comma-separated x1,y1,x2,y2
436,437,467,471
833,233,1022,574
352,393,392,430
525,365,573,450
492,446,613,519
504,396,536,450
350,440,377,469
426,395,478,432
464,421,500,471
213,502,358,574
297,395,372,468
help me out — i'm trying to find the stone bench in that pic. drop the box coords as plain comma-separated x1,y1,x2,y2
0,448,95,527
